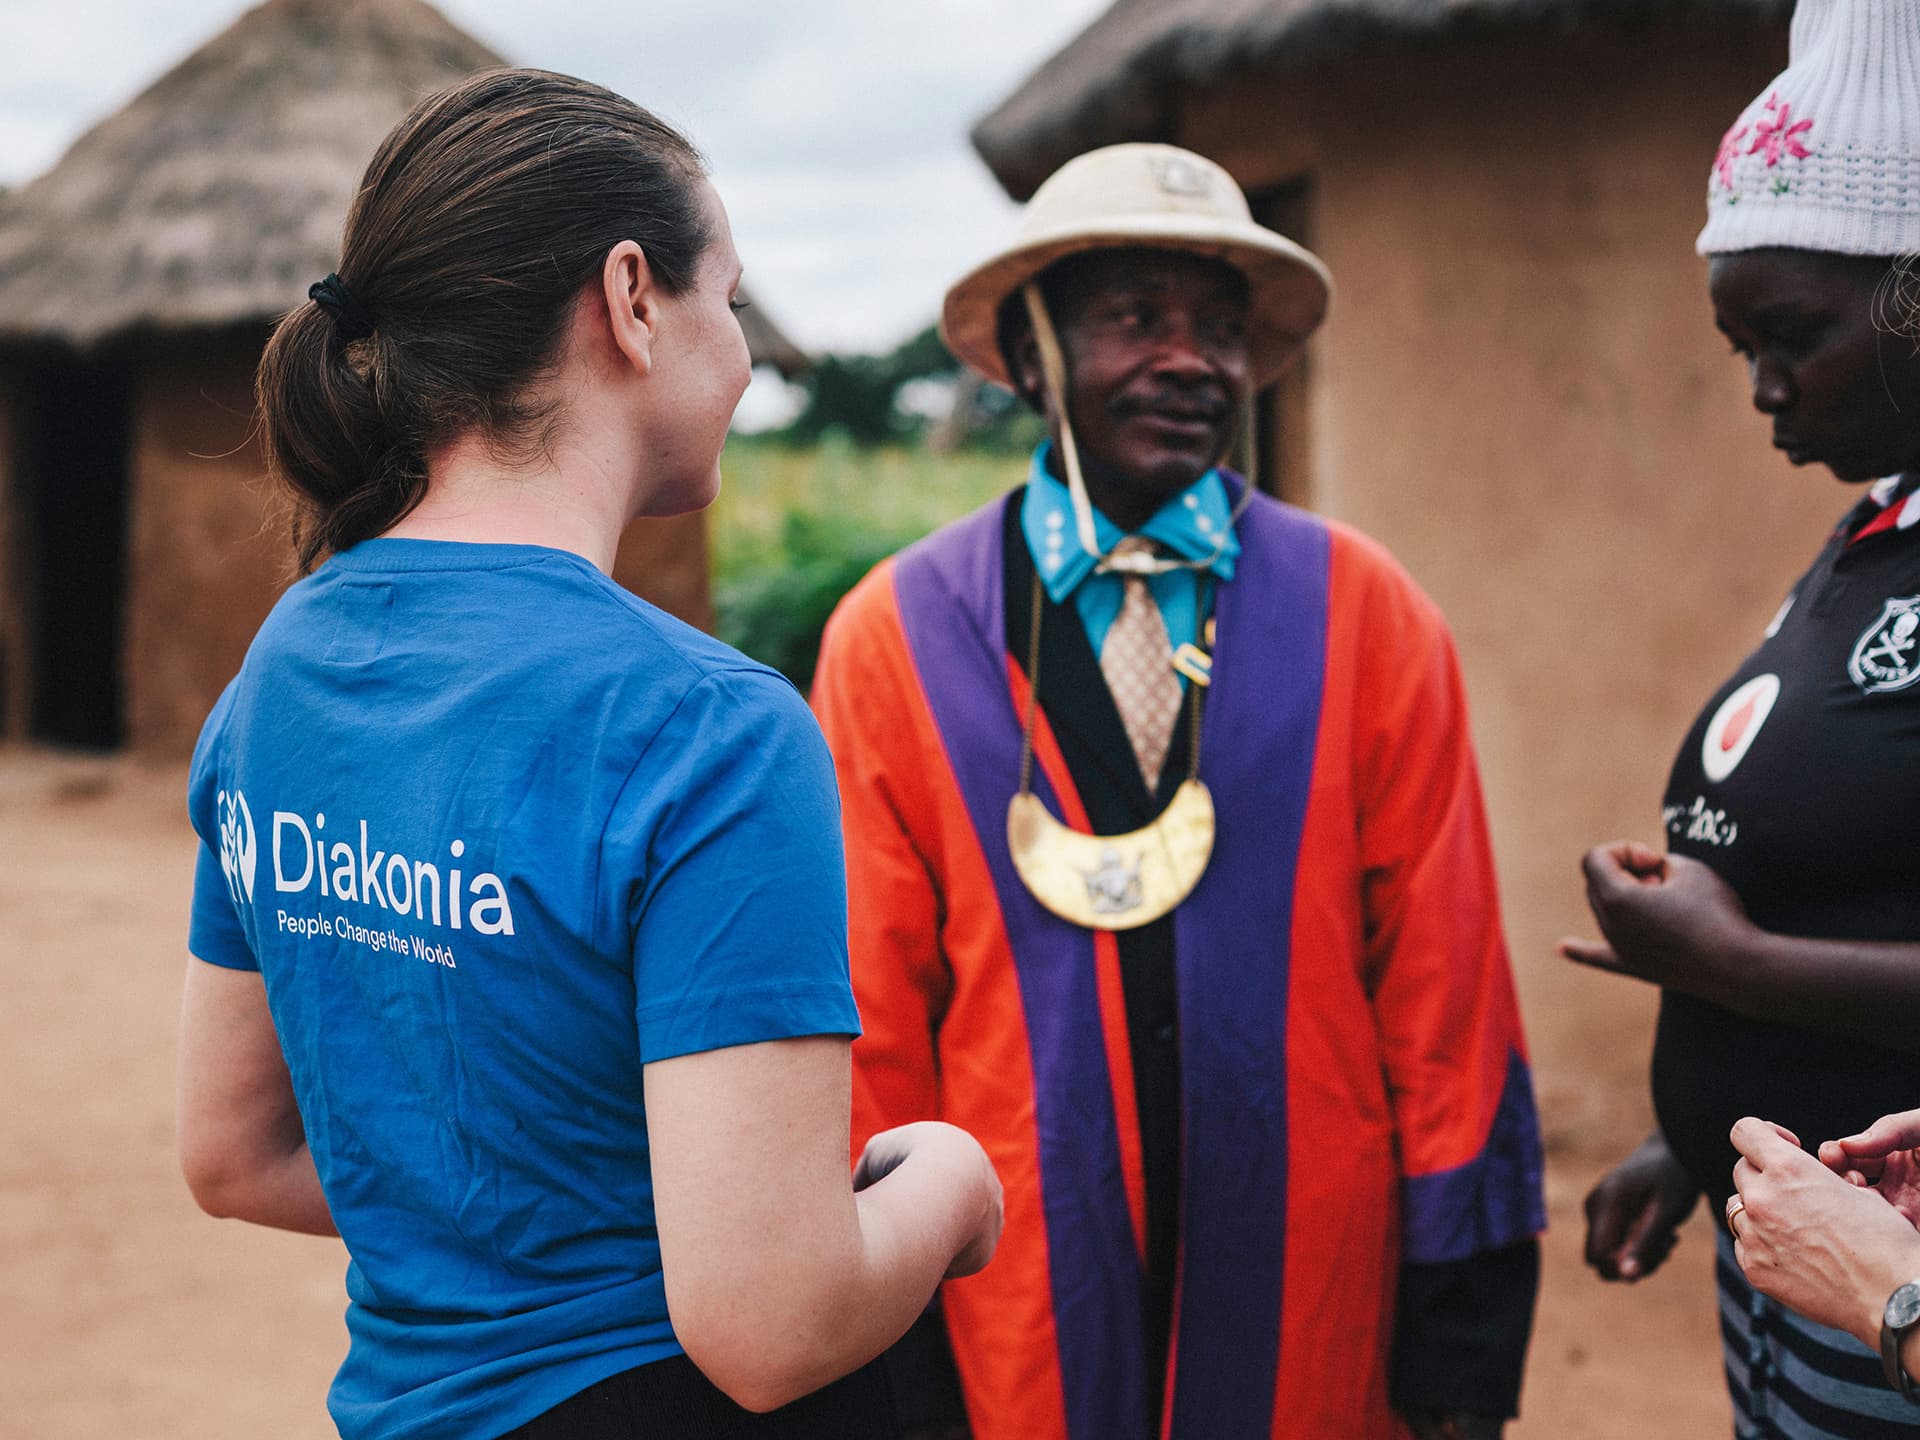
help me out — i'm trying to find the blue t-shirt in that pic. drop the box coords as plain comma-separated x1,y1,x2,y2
186,538,861,1440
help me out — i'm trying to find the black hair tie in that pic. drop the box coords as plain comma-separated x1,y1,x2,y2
308,272,376,342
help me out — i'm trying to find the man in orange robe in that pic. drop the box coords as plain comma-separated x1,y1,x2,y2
812,144,1543,1440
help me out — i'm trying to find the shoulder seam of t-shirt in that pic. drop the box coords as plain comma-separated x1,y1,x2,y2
590,665,807,935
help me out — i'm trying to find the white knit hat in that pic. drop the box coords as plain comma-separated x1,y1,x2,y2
1698,0,1920,256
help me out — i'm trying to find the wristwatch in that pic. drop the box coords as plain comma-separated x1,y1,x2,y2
1880,1279,1920,1403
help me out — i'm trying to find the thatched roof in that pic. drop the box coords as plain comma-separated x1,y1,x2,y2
0,0,808,376
975,0,1793,199
734,295,809,378
0,0,498,346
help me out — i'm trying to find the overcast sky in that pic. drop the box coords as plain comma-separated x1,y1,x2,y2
0,0,1109,363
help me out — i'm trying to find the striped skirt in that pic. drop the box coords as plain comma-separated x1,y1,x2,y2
1718,1231,1920,1437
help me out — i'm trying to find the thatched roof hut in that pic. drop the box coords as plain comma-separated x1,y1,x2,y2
967,0,1819,1259
977,0,1791,198
0,0,503,345
0,0,806,368
0,0,804,753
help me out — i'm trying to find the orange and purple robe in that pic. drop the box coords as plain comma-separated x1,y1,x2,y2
812,484,1544,1440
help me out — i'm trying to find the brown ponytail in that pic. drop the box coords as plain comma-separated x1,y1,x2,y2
256,69,712,572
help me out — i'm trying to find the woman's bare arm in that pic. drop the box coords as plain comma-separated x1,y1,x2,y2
176,957,336,1237
646,1035,1000,1413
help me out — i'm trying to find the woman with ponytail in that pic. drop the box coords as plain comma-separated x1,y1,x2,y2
173,68,1000,1440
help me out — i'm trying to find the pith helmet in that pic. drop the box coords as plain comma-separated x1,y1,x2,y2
940,143,1332,389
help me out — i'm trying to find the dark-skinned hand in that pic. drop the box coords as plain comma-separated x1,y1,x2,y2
1401,1409,1502,1440
1557,841,1753,1002
1583,1131,1699,1282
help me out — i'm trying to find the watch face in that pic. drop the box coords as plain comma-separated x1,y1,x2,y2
1889,1282,1920,1331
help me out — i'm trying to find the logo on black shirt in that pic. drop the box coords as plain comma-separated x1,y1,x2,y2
1848,597,1920,695
1701,673,1780,782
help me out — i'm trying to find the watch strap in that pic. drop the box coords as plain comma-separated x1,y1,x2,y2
1880,1280,1920,1404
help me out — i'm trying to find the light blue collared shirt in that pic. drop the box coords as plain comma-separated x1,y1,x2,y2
1019,442,1239,664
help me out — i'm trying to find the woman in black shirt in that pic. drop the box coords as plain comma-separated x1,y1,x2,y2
1563,4,1920,1433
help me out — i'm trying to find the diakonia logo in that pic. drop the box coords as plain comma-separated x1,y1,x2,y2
217,789,258,906
269,808,517,936
1700,673,1780,783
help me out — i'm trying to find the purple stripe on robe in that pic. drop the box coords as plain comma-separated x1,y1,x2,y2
1166,489,1329,1436
1402,1050,1548,1264
892,483,1336,1438
892,498,1150,1440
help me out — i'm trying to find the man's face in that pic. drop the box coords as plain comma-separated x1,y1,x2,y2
1021,249,1252,516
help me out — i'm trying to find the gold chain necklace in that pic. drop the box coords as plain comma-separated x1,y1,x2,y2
1005,570,1216,930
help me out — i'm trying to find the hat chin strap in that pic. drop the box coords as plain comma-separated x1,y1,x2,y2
1021,281,1257,579
1022,282,1108,567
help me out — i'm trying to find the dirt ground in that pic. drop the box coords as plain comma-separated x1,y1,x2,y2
1,747,1731,1438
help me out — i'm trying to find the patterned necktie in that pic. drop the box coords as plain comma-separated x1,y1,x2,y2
1098,537,1182,791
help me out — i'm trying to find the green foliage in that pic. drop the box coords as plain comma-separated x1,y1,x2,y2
888,323,960,380
710,435,1014,689
784,353,901,445
773,316,1051,454
711,509,902,689
784,323,962,444
713,315,1044,685
952,380,1050,456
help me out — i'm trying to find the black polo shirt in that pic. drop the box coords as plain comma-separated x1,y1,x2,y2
1654,475,1920,1201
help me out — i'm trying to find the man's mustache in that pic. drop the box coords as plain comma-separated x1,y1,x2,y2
1111,386,1232,423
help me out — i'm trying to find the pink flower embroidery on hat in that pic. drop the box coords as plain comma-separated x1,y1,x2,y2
1713,123,1750,190
1746,93,1813,168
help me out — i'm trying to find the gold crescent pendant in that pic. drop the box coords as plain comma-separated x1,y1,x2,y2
1007,779,1215,931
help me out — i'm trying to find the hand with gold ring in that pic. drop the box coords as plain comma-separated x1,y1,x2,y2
1729,1116,1920,1348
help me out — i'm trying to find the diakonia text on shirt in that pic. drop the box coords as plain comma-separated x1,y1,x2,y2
276,910,459,968
268,805,517,937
